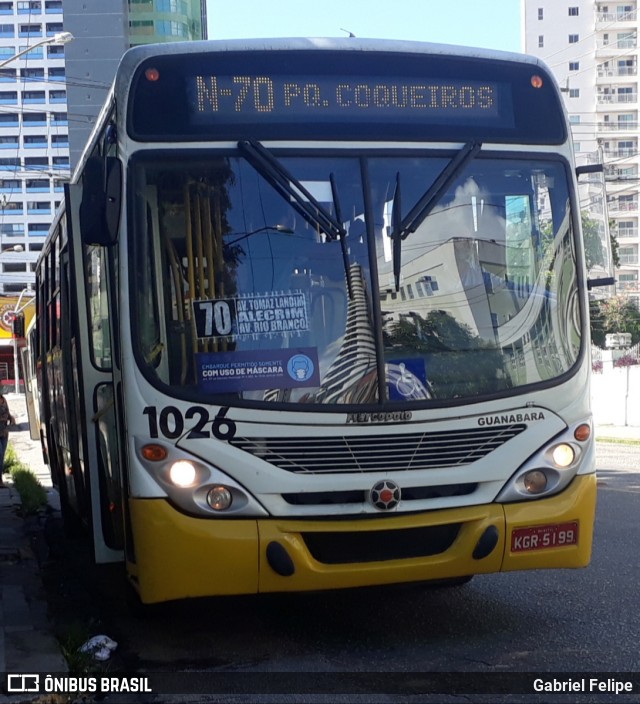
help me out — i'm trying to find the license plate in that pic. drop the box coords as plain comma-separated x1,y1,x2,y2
511,522,579,552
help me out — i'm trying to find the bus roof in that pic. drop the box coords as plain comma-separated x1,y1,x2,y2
116,37,543,83
68,36,563,188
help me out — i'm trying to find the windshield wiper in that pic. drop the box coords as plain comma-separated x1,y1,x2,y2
238,140,353,297
391,172,402,291
239,140,343,240
329,172,353,299
389,141,482,291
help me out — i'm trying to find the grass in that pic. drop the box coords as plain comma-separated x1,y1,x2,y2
3,441,48,515
595,435,640,446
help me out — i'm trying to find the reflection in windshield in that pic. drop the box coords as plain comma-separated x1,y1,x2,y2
389,141,482,291
131,152,580,407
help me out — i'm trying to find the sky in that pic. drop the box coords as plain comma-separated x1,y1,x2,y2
206,0,522,54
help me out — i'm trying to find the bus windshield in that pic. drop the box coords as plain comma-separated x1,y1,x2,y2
131,148,580,406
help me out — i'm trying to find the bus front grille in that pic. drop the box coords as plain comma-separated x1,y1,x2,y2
282,483,477,505
301,524,462,564
229,424,525,474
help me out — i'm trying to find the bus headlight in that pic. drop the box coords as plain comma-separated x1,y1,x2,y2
169,460,197,487
135,438,269,517
523,470,547,494
207,486,233,511
496,419,593,503
550,443,575,468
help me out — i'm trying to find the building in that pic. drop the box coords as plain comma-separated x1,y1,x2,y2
0,0,68,296
0,0,207,383
63,0,207,167
522,0,640,309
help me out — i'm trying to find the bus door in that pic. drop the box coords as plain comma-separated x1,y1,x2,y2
66,180,124,564
21,323,40,442
56,245,90,527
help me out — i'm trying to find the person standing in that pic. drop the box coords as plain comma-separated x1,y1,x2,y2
0,393,16,486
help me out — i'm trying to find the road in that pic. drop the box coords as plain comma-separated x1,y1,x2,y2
31,439,640,703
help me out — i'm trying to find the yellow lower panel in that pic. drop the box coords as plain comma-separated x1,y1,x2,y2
128,474,596,603
502,474,597,571
129,499,505,601
129,499,260,603
257,506,505,593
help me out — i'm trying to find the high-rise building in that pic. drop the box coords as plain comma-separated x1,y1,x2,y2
0,0,207,296
0,0,206,382
522,0,640,309
64,0,208,167
0,0,68,295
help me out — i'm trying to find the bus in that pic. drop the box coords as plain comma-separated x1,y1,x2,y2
34,38,605,605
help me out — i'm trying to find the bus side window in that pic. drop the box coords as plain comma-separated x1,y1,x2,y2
151,172,233,388
135,187,166,380
84,245,112,369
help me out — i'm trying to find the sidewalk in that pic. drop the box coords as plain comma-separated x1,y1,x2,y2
0,393,67,702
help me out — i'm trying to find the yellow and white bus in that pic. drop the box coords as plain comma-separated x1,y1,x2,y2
34,38,605,605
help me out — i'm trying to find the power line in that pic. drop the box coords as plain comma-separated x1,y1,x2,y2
533,6,638,64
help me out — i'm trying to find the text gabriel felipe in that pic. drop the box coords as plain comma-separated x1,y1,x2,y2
533,678,634,694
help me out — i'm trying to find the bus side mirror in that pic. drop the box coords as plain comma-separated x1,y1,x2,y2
79,156,122,246
587,277,616,289
575,163,603,179
105,157,122,243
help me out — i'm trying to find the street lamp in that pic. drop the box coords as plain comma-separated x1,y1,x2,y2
0,31,74,68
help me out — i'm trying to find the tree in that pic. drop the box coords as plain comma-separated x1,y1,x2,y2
581,211,605,271
608,220,620,267
590,295,640,348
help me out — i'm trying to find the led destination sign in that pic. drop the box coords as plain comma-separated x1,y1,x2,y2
130,51,565,143
191,74,502,122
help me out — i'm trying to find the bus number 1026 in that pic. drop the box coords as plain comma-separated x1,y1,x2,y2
143,405,237,441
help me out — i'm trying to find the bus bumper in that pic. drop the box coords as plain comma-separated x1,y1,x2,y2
501,472,596,572
128,474,596,603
